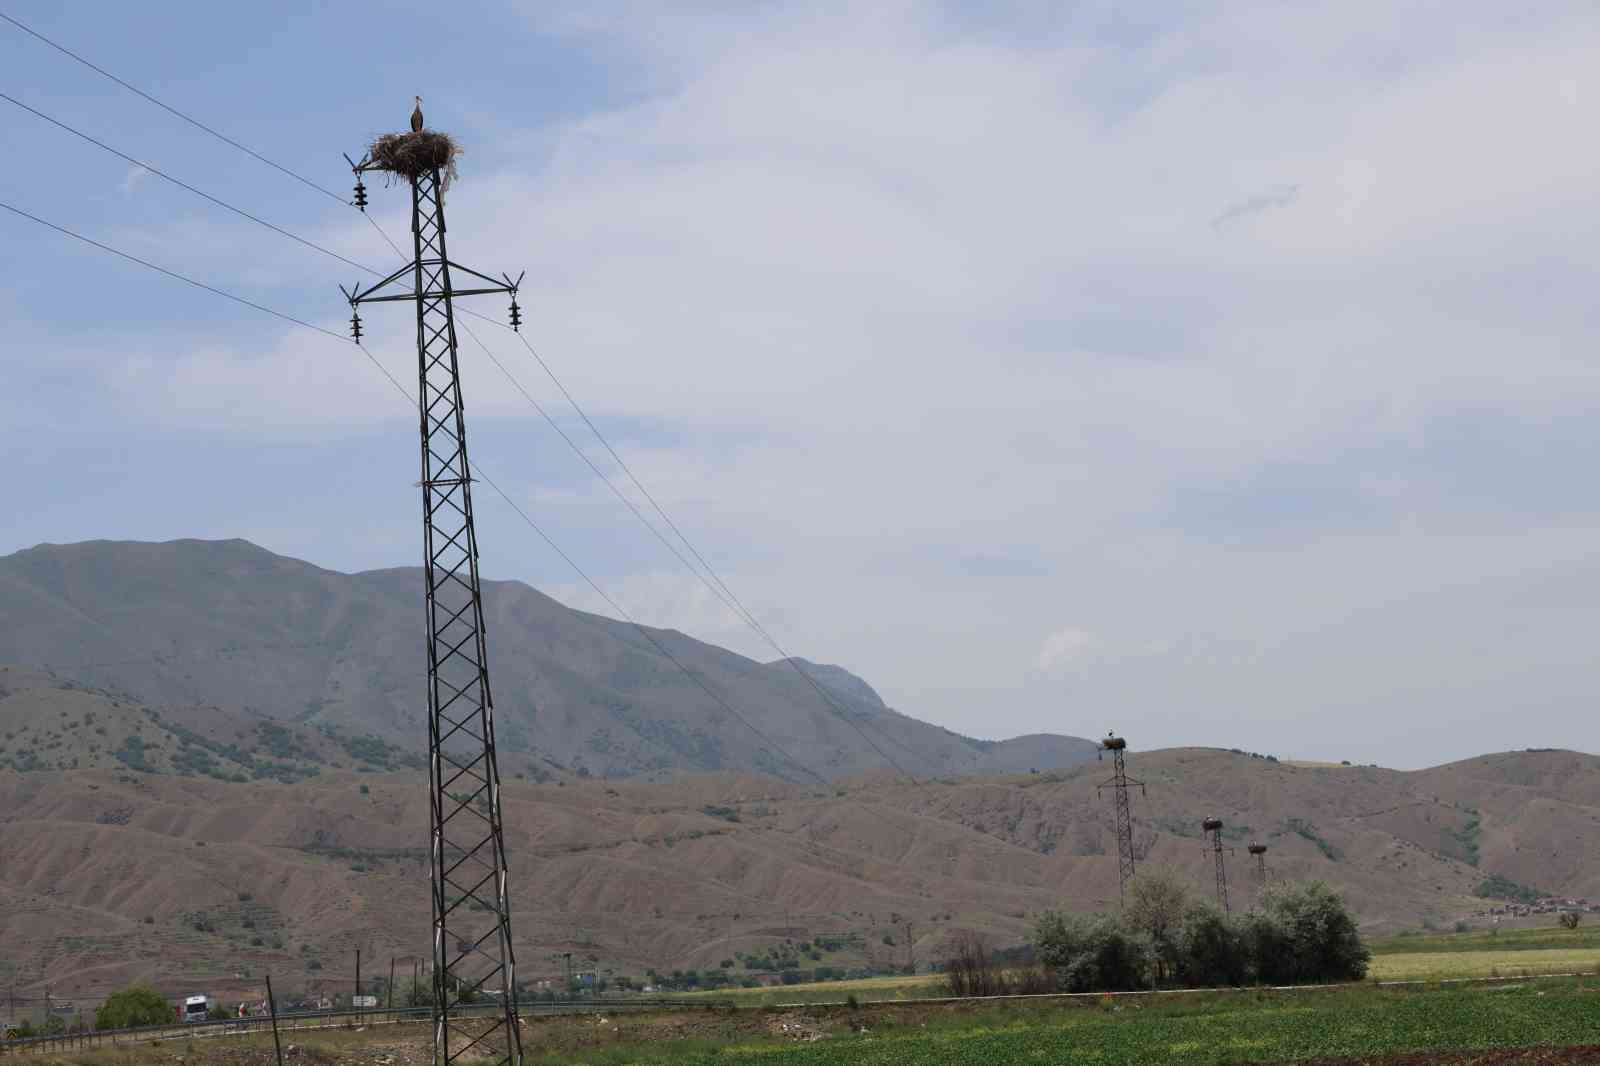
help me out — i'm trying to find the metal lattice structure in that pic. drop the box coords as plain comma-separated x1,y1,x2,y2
345,140,525,1066
1249,842,1269,887
1203,818,1233,914
1096,734,1145,907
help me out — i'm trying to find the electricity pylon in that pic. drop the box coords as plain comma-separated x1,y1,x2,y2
1249,842,1269,887
1096,733,1145,907
343,126,525,1066
1203,817,1234,914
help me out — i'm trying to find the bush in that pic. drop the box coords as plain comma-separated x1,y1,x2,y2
1173,905,1248,987
1031,881,1368,992
1560,911,1582,930
1126,869,1188,983
1257,881,1370,982
1035,912,1148,992
96,986,174,1030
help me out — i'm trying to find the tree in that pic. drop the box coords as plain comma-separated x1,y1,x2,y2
1173,905,1248,987
1126,869,1189,983
1035,912,1148,992
1257,881,1370,982
96,986,174,1030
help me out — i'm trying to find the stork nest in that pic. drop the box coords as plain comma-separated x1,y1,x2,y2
366,130,462,189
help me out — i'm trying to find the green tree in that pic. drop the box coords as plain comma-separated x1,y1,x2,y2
1258,880,1370,982
96,986,174,1030
1125,869,1189,983
1173,905,1248,987
1034,911,1148,992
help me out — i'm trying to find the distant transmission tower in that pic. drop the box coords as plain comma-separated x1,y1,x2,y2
1248,842,1269,886
1202,817,1233,914
1096,733,1145,907
343,116,526,1066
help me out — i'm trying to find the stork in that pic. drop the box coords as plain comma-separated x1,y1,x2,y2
410,96,424,133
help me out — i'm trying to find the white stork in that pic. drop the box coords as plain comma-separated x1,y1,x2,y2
410,96,424,133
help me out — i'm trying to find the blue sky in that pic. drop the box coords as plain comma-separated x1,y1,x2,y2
5,1,1600,768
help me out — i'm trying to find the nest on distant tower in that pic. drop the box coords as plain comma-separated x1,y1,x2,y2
366,130,462,189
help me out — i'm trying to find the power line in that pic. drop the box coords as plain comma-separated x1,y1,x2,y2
0,9,348,206
0,196,828,788
1,89,380,277
458,310,925,778
0,27,919,776
0,199,348,343
0,9,409,263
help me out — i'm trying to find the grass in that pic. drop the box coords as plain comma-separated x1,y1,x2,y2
526,981,1600,1064
1370,923,1600,955
27,981,1600,1066
1369,948,1600,980
683,974,942,1006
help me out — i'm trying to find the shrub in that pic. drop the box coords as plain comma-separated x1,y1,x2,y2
1126,869,1188,982
1035,912,1148,992
1560,911,1582,930
1173,905,1248,987
96,985,173,1030
1257,880,1370,982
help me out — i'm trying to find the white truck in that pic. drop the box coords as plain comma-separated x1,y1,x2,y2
180,995,209,1023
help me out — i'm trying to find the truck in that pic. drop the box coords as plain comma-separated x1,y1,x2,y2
180,995,209,1023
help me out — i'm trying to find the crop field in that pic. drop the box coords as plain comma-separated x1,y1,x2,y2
1369,947,1600,980
685,973,943,1006
21,981,1600,1066
617,982,1600,1064
1371,925,1600,955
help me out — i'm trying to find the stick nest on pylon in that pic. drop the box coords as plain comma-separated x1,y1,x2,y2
367,130,462,189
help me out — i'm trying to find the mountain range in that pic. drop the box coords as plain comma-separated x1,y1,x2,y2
4,538,1597,1015
0,538,1100,783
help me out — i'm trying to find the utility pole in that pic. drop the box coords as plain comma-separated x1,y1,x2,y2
1096,734,1146,908
344,115,526,1066
354,947,361,1004
388,958,396,1010
905,922,914,973
1203,818,1234,914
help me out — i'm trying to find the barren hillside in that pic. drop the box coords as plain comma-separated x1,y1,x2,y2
3,745,1594,1009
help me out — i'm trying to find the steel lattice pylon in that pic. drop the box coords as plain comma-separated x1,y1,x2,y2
346,147,526,1066
1096,734,1144,907
1203,818,1233,914
1249,843,1269,889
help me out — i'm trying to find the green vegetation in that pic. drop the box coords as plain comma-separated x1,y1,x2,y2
1450,809,1483,865
1475,874,1544,904
1285,817,1341,861
95,985,173,1030
1034,880,1368,992
526,981,1600,1065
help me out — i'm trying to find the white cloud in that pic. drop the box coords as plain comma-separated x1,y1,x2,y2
1037,627,1099,673
12,1,1600,765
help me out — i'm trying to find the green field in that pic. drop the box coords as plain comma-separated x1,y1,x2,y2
536,981,1600,1064
685,974,943,1006
1370,923,1600,955
1369,947,1600,980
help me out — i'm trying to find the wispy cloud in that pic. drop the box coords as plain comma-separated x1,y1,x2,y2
119,165,150,194
1212,183,1298,230
1037,627,1098,672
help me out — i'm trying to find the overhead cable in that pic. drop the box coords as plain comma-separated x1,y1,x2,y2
0,195,829,788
